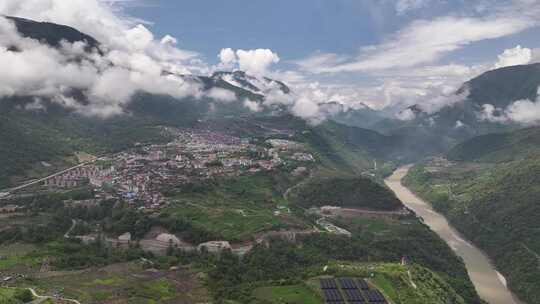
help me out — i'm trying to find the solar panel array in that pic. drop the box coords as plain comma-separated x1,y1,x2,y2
321,278,339,289
343,289,365,303
356,279,369,290
320,277,387,304
338,277,357,290
324,289,344,302
364,290,387,303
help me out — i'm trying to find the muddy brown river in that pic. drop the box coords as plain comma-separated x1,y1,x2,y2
385,166,521,304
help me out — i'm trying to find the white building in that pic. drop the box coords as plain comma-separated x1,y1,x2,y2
197,241,231,253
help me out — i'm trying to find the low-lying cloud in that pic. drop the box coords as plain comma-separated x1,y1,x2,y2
0,0,208,118
479,88,540,125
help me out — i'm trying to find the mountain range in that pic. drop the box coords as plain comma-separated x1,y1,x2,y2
4,13,540,304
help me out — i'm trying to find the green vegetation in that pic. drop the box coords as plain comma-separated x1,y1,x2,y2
463,63,540,109
404,154,540,304
253,284,322,304
204,209,480,304
0,288,33,304
322,262,466,304
291,176,402,210
11,262,209,304
448,126,540,162
163,173,307,242
251,262,468,304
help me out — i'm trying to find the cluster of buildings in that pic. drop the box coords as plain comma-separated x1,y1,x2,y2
43,165,115,188
43,130,315,212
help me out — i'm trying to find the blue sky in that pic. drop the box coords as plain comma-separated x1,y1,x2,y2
124,0,393,62
123,0,540,66
114,0,540,113
2,0,539,119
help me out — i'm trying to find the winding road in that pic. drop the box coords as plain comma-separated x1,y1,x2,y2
27,287,82,304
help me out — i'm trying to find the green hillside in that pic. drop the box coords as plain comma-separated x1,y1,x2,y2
253,263,467,304
461,63,540,108
404,153,540,304
291,176,402,210
448,126,540,162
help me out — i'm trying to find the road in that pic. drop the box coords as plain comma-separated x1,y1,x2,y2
1,158,101,196
27,287,82,304
283,172,313,201
64,219,77,239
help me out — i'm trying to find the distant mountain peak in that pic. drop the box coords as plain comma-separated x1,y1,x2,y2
5,15,100,52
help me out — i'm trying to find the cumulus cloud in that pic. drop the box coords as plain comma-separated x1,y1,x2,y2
218,48,237,69
237,49,280,75
217,48,279,75
494,45,532,69
0,0,205,118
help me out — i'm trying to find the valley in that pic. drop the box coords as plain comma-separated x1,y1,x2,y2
403,153,540,304
1,5,540,303
386,166,519,304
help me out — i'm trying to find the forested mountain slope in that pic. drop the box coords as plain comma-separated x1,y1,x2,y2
404,137,540,303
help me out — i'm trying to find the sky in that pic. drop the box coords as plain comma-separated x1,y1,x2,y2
121,0,540,111
1,0,540,123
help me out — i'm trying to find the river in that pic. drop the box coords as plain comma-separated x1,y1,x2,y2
385,165,520,304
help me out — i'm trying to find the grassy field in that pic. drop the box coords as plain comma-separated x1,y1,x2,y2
0,288,17,303
253,284,322,304
166,173,309,241
0,244,41,273
15,262,209,304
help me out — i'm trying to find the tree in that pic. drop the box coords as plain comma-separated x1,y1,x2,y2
14,289,33,303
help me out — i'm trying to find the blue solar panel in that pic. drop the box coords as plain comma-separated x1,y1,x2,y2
323,289,344,302
339,277,358,290
356,279,369,290
364,290,386,303
320,278,338,289
344,289,365,302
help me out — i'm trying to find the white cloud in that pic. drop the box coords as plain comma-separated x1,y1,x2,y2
494,45,532,69
243,99,262,112
297,0,539,74
396,108,416,120
291,96,321,123
0,0,204,118
505,99,540,125
216,48,280,76
207,88,236,103
316,16,532,73
395,0,432,15
236,49,280,75
218,48,237,66
160,35,177,45
478,88,540,126
477,104,508,123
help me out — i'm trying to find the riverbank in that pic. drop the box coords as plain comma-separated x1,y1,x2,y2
385,166,519,304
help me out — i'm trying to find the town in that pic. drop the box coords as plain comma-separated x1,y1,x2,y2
38,129,315,212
